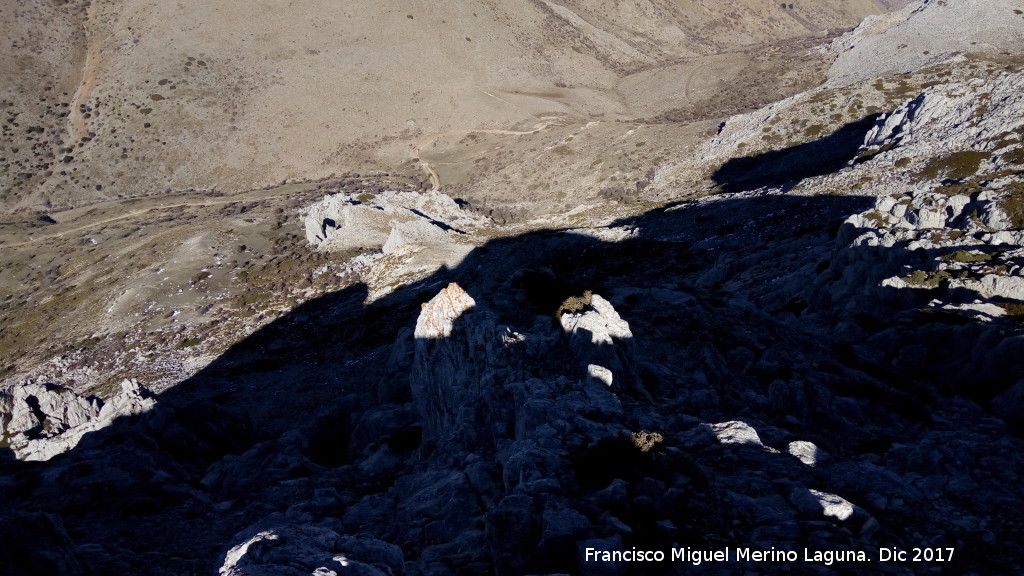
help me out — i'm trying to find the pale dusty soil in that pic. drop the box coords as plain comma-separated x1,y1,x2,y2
2,0,887,213
0,0,896,391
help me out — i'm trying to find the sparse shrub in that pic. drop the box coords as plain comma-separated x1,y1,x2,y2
631,430,664,453
191,271,213,284
804,124,825,139
999,301,1024,316
176,336,201,349
906,269,951,289
598,186,636,203
556,290,592,317
940,250,992,263
999,181,1024,228
862,210,889,228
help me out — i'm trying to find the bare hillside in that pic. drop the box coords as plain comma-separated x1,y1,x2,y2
2,0,885,212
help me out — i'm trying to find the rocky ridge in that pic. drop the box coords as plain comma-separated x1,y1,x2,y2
0,378,154,461
2,1,1024,575
197,8,1024,572
303,191,486,257
825,0,1024,88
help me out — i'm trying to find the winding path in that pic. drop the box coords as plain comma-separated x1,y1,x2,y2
412,120,557,190
68,42,102,144
2,190,302,249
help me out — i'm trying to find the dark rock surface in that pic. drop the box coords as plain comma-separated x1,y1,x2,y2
5,42,1024,575
2,185,1023,575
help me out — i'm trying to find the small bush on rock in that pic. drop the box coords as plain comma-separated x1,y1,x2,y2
556,290,593,317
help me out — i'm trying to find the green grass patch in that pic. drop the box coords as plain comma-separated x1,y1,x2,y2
803,124,826,139
940,250,992,263
920,150,991,181
999,181,1024,228
906,269,951,289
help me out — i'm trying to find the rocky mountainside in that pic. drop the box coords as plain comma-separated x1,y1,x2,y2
3,1,1024,575
1,0,885,212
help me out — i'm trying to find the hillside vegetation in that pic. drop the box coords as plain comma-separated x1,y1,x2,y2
2,0,884,212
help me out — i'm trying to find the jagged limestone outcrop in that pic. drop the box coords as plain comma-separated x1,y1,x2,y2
303,190,485,254
558,292,648,399
819,71,1024,318
855,71,1024,167
4,3,1024,575
410,282,500,448
0,379,155,461
826,0,1024,88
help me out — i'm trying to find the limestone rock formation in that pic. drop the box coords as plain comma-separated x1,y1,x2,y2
413,283,477,340
826,0,1024,88
303,190,485,254
809,71,1024,324
409,282,495,446
854,71,1024,163
4,3,1024,576
0,379,155,461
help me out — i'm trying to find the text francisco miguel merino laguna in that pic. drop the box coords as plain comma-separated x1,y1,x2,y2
584,546,955,566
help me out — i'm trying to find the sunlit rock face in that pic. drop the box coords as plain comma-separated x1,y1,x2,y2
1,379,155,461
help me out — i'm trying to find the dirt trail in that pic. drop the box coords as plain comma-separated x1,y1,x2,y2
412,121,558,190
2,191,301,250
68,41,102,143
684,68,696,101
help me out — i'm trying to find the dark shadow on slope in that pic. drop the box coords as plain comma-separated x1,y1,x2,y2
408,208,468,234
1,190,1023,575
712,114,882,192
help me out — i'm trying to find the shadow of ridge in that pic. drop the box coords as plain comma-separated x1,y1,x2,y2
712,114,882,193
6,190,992,575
